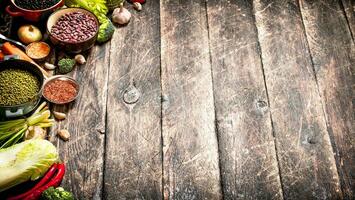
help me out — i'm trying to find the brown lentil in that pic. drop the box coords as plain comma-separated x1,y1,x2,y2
51,12,97,43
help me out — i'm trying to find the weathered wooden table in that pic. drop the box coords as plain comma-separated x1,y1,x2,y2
49,0,354,199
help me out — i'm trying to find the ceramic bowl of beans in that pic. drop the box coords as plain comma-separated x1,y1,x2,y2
6,0,64,22
47,8,99,53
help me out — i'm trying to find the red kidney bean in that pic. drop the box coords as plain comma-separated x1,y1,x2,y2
51,12,97,43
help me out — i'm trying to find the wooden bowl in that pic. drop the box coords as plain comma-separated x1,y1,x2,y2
46,8,99,54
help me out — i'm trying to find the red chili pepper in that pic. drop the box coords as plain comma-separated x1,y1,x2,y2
129,0,146,4
23,163,65,200
7,164,58,200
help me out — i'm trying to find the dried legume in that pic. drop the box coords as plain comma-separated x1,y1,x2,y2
51,12,97,43
15,0,60,10
43,79,78,103
0,69,40,106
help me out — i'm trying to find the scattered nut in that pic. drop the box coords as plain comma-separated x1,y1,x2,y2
52,111,66,120
57,129,70,141
44,62,56,70
75,54,86,65
133,2,142,11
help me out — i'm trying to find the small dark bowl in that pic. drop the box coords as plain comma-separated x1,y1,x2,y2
0,60,44,120
47,8,99,53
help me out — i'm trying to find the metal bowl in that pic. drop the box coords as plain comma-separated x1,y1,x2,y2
0,60,44,120
46,8,99,53
42,75,80,104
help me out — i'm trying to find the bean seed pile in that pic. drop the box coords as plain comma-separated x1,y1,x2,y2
15,0,60,10
51,12,97,43
0,69,40,106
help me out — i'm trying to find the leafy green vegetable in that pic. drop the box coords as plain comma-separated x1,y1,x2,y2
0,139,59,192
65,0,115,43
97,19,115,43
40,187,75,200
58,58,76,74
65,0,108,17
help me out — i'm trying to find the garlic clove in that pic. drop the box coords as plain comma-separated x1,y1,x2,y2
75,54,86,65
53,111,66,120
57,129,70,141
44,62,56,70
133,2,142,11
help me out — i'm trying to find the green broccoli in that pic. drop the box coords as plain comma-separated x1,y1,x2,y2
58,58,75,74
40,187,74,200
97,18,115,43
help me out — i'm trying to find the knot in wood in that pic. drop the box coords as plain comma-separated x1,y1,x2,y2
123,85,140,104
256,100,268,109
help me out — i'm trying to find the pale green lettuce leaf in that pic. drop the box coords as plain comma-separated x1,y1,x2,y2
0,139,59,192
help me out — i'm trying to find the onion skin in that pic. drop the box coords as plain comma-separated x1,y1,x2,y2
17,25,42,44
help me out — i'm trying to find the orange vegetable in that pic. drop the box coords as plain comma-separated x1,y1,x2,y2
2,42,33,62
1,42,49,78
0,51,4,61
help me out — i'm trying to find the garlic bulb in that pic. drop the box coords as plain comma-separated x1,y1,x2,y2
112,4,131,25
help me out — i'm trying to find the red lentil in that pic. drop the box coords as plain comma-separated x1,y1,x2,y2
43,79,77,103
26,42,50,59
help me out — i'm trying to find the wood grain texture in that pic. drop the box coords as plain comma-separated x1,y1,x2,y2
206,0,283,199
253,0,342,199
299,0,355,198
160,0,222,199
341,0,355,39
103,1,162,199
51,43,110,199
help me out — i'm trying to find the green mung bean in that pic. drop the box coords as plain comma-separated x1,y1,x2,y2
0,69,40,106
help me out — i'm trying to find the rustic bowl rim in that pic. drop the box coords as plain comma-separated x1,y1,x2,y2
42,75,80,105
10,0,64,12
46,7,100,44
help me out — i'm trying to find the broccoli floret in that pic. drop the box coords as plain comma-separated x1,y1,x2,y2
58,58,75,74
97,18,115,43
40,187,74,200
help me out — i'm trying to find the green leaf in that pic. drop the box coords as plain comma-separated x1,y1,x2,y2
0,139,59,192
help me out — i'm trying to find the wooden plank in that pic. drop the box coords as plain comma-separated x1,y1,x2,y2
51,43,110,199
340,0,355,39
160,0,222,199
206,0,283,199
253,0,343,199
103,1,162,199
299,0,355,198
